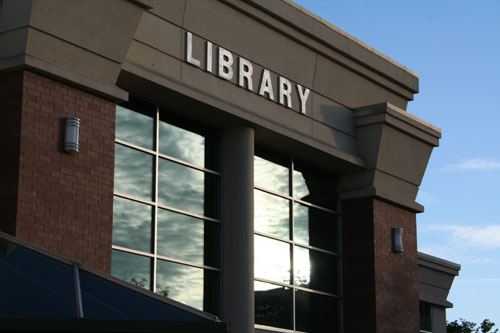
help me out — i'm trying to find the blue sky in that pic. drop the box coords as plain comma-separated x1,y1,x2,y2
293,0,500,326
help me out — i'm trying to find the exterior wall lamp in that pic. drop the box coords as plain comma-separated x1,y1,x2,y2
63,117,80,154
392,228,404,253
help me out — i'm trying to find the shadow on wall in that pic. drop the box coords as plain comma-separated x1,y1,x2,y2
318,103,357,155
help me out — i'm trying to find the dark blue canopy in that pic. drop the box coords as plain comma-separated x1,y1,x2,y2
0,232,226,332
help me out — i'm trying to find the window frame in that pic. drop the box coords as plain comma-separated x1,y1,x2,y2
254,146,342,333
111,98,222,315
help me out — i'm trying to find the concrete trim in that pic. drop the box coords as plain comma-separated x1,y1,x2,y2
419,294,454,309
24,53,128,101
341,185,425,213
126,0,153,10
354,102,441,147
118,61,366,168
418,252,461,275
0,52,127,101
280,0,418,78
228,0,419,94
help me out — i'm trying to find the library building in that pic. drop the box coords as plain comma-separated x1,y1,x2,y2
0,0,460,332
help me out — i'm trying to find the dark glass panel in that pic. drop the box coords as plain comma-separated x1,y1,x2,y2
0,238,75,318
112,196,152,253
156,260,204,310
293,161,338,211
294,203,338,253
159,120,205,167
254,281,293,330
254,190,290,239
157,209,219,267
111,250,151,290
79,269,205,321
158,159,208,216
420,301,432,332
295,290,339,332
294,246,339,294
254,155,289,195
254,235,291,285
114,144,153,201
115,105,154,150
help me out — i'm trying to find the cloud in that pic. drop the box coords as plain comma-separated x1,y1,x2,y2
423,224,500,250
439,158,500,172
419,224,500,264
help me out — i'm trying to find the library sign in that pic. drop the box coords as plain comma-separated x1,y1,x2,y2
184,32,311,115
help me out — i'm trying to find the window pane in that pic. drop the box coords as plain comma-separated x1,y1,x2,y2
156,260,203,310
293,162,338,211
294,246,339,294
112,196,152,253
294,203,338,253
254,235,291,284
420,301,432,332
111,250,151,290
116,105,154,150
114,144,153,201
254,156,289,195
255,281,293,330
254,190,290,239
159,120,205,167
158,159,204,215
296,290,339,332
157,209,214,266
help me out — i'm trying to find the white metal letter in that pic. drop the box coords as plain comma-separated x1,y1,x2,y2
206,41,213,73
296,84,310,114
186,31,200,67
238,57,254,91
279,76,292,108
218,47,234,81
258,69,274,100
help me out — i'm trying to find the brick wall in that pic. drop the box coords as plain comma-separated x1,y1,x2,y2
6,70,116,273
342,198,419,332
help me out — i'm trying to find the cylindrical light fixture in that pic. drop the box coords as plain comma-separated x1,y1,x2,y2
392,228,404,253
63,117,80,154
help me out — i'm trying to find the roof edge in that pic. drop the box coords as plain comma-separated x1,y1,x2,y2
281,0,419,79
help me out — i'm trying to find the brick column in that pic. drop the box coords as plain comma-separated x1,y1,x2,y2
342,198,419,332
0,70,116,273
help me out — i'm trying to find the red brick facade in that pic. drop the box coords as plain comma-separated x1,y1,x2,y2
0,70,116,273
342,198,419,332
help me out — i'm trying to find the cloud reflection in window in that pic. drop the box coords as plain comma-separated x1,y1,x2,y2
112,197,152,253
158,159,204,215
159,121,205,167
114,144,153,201
254,156,289,195
157,209,204,265
116,105,154,150
111,250,151,290
156,260,203,310
254,190,289,239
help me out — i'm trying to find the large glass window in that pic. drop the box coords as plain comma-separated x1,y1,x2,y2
254,147,341,332
419,301,433,333
112,98,220,315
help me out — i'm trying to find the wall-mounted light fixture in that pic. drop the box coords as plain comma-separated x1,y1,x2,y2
63,117,80,154
392,228,404,253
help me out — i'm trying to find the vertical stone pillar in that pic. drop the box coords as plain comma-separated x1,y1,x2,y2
222,126,254,333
